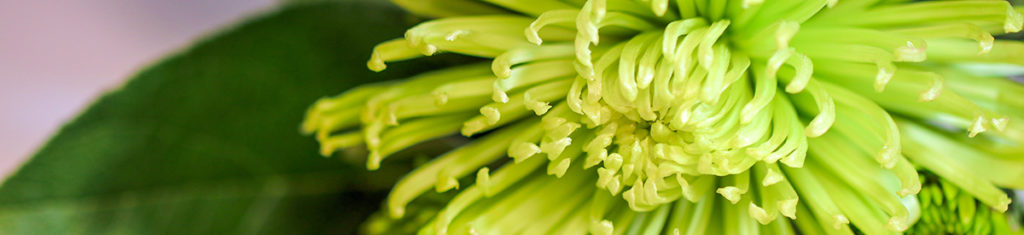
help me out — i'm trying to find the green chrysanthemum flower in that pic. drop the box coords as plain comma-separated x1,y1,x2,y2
302,0,1024,234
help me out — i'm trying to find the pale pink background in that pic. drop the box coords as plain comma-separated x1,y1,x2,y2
0,0,274,177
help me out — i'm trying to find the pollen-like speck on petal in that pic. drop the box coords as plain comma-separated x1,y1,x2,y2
303,0,1024,234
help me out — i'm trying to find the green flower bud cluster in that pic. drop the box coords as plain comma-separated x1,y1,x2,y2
907,173,1019,235
302,0,1024,234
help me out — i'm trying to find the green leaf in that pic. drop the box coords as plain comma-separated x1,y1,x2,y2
0,2,457,234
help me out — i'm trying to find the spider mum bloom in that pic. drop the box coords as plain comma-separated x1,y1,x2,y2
303,0,1024,234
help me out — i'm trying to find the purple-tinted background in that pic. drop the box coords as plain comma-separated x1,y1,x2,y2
0,0,273,177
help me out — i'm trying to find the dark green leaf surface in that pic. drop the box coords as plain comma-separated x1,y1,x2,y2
0,2,452,234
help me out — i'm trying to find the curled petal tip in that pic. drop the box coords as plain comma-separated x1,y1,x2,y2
886,216,909,232
978,33,994,54
1004,6,1023,33
779,199,798,219
525,25,543,45
995,195,1012,212
435,173,459,192
492,89,510,103
968,116,987,137
762,169,784,186
476,168,491,196
420,44,438,56
833,215,850,229
367,152,382,170
874,66,894,92
480,106,500,124
991,117,1009,132
367,58,387,72
462,119,487,136
388,205,405,219
593,220,613,235
510,142,540,162
716,187,742,204
548,158,572,177
747,203,774,225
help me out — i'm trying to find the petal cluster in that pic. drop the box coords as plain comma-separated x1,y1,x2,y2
303,0,1024,234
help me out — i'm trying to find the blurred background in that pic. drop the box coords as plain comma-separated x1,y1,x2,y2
0,0,274,176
